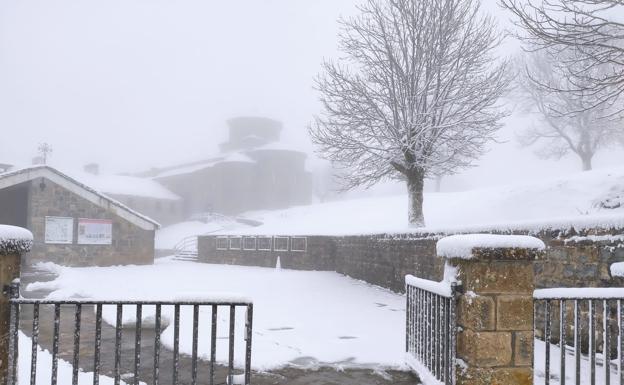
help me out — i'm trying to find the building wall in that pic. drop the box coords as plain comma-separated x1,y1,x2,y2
198,228,624,293
157,151,312,218
25,179,154,267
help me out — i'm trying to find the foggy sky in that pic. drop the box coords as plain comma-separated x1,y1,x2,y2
1,0,623,193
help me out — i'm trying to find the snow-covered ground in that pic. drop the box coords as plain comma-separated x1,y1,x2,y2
25,258,406,371
155,167,624,246
533,340,617,385
155,220,239,250
218,166,624,236
17,332,126,385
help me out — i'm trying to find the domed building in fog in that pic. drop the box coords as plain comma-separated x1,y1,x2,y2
134,117,313,222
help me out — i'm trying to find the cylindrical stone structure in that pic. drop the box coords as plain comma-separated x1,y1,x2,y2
437,234,545,385
0,225,33,384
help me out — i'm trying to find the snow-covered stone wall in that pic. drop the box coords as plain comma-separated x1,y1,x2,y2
200,225,624,293
0,225,33,255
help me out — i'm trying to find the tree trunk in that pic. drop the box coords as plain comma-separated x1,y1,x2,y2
581,154,593,171
407,172,425,227
435,175,443,193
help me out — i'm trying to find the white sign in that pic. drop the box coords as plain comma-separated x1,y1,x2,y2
78,218,112,245
45,216,74,244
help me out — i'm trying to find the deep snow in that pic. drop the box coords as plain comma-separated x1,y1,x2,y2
215,167,624,236
26,258,407,371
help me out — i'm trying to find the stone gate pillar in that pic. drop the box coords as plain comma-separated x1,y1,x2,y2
439,234,545,385
0,225,33,384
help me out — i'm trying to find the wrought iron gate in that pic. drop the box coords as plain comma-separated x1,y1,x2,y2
5,283,254,385
405,275,459,385
534,288,624,385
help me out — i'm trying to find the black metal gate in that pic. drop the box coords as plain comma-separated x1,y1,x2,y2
405,275,459,385
5,283,254,385
534,288,624,385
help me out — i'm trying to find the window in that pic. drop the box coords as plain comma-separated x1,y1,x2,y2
216,237,229,250
229,236,242,250
257,236,272,251
291,237,307,252
274,236,289,252
243,236,257,251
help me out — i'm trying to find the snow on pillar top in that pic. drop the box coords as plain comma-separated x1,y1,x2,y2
0,225,34,255
436,234,546,260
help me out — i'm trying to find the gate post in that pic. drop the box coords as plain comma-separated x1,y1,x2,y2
0,225,33,384
440,235,544,385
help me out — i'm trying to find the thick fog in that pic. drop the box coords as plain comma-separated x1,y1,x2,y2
1,0,623,195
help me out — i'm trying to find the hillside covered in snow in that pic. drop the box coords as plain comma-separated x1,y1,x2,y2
219,167,624,236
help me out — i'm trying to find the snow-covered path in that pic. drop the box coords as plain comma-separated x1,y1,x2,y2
25,258,407,371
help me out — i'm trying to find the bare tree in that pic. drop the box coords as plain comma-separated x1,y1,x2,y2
309,0,510,226
517,49,624,170
501,0,624,107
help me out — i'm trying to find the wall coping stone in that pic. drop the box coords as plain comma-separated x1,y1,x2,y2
437,234,545,260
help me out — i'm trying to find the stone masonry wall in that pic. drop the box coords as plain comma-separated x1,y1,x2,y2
450,247,541,385
199,234,443,293
198,235,335,270
333,234,443,293
26,179,155,267
199,228,624,293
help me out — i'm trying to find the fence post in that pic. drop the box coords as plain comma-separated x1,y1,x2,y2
443,240,544,385
0,226,32,385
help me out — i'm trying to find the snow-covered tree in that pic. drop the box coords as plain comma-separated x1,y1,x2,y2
309,0,510,226
501,0,624,109
517,50,624,171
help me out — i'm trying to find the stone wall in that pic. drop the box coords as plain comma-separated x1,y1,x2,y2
0,227,32,384
26,179,155,266
333,234,443,293
199,227,624,293
449,247,540,385
533,229,624,289
198,235,336,271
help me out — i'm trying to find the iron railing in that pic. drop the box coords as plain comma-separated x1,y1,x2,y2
534,288,624,385
5,283,254,385
405,275,459,385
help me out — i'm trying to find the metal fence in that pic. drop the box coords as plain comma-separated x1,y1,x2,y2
405,275,459,385
5,283,254,385
534,288,624,385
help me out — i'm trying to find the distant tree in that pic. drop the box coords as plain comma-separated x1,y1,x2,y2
37,143,53,165
501,0,624,109
309,0,510,226
517,49,624,171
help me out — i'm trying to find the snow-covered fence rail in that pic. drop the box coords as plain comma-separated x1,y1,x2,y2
533,288,624,385
5,285,254,385
405,275,459,385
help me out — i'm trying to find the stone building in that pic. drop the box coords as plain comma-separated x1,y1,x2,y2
135,117,313,217
0,166,159,266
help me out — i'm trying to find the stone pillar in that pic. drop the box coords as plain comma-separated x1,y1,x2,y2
0,226,33,384
447,246,543,385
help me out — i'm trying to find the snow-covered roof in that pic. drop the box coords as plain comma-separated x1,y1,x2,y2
436,234,546,259
69,172,180,200
0,166,160,230
214,153,255,165
152,158,223,179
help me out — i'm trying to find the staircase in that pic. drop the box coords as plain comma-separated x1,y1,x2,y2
172,235,199,262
